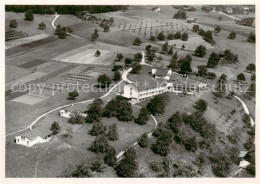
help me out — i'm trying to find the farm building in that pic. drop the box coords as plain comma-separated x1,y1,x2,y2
122,78,172,103
186,17,197,23
151,68,172,80
59,109,87,118
15,129,52,147
59,109,73,118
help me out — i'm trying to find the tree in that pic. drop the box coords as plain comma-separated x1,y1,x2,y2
134,53,142,61
251,73,255,82
173,31,181,39
103,96,134,121
194,99,208,112
237,73,246,81
197,65,208,77
228,31,236,39
133,37,141,45
207,52,220,68
167,46,173,55
215,26,221,33
67,90,79,100
157,32,165,40
104,147,117,167
66,27,73,34
89,122,106,136
146,94,168,115
138,133,148,147
224,49,238,63
68,113,85,124
149,35,156,41
172,51,178,60
95,50,101,57
125,58,132,65
181,32,188,41
106,124,118,141
194,45,206,57
58,30,67,39
91,29,99,41
179,59,192,74
203,30,213,43
209,151,231,177
115,147,137,177
38,22,46,30
50,121,61,135
167,111,182,134
246,82,255,97
113,71,121,81
89,135,110,153
103,24,109,32
246,63,255,73
247,32,255,43
24,9,34,21
130,64,142,74
167,33,174,40
145,44,152,53
85,99,103,123
89,159,104,173
173,10,186,19
192,24,200,32
9,19,17,28
134,107,149,125
161,42,168,53
116,53,123,61
151,130,173,156
97,74,111,88
67,162,90,178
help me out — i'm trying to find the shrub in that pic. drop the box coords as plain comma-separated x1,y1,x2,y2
89,159,104,173
89,122,106,136
9,19,17,28
106,124,118,141
104,147,117,167
167,111,182,134
247,32,255,43
135,107,149,125
67,90,79,100
173,10,186,19
97,74,111,88
95,50,101,57
115,147,137,177
237,73,246,81
50,121,61,135
173,31,181,39
85,99,103,123
246,63,255,73
227,31,236,39
24,9,34,21
113,71,121,81
181,32,188,41
146,94,168,115
89,135,110,153
194,45,206,57
133,37,142,45
157,32,165,40
138,133,148,147
207,52,220,68
149,161,162,172
68,113,85,124
38,22,46,30
215,26,221,32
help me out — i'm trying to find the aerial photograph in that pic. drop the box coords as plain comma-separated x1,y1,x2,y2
5,5,255,178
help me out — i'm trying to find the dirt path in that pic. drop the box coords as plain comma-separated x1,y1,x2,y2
51,14,85,39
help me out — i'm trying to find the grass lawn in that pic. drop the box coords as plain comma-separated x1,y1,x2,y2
6,99,155,177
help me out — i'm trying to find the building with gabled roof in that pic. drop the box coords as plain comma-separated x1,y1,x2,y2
15,128,52,147
122,78,172,103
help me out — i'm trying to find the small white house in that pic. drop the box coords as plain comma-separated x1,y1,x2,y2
59,109,73,118
152,68,172,80
239,160,250,169
15,129,52,147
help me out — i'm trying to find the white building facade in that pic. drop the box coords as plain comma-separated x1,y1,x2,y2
15,135,51,147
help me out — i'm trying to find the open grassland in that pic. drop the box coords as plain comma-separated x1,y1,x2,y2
5,12,54,36
6,102,155,177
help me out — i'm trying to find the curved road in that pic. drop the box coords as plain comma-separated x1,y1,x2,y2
51,14,85,39
6,68,132,138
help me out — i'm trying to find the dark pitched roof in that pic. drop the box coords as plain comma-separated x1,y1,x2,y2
129,78,167,91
